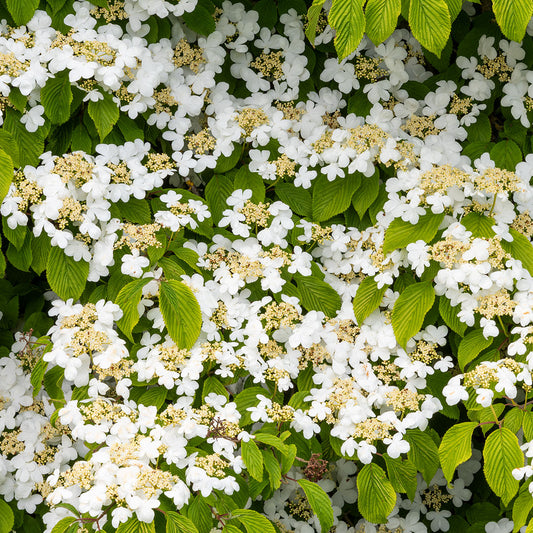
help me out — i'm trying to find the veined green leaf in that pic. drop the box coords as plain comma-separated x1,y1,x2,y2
391,281,435,348
115,278,150,341
438,297,467,336
0,149,14,207
312,172,361,222
353,276,388,325
232,509,275,533
116,516,155,533
46,247,89,301
166,512,199,533
457,329,493,371
0,499,14,533
439,422,477,482
409,0,451,56
88,91,119,141
329,0,366,60
405,428,440,484
295,274,341,317
305,0,326,44
365,0,401,45
383,454,417,501
6,0,39,25
492,0,533,43
159,280,202,349
357,464,396,524
242,439,264,481
513,487,533,533
502,228,533,277
483,427,524,506
41,71,73,124
297,479,334,532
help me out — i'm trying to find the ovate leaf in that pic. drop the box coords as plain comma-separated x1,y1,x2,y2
88,91,120,141
483,427,524,506
352,172,380,218
305,0,326,44
502,228,533,276
6,0,39,25
232,509,275,533
241,439,264,482
409,0,451,56
115,278,150,341
391,282,435,348
0,149,14,206
438,297,467,336
365,0,401,45
181,4,216,36
383,211,444,255
493,0,533,43
166,511,199,533
0,499,14,533
383,455,418,501
329,0,366,60
159,280,202,349
490,140,522,171
41,71,73,124
457,329,493,371
439,422,477,482
116,516,155,533
353,276,388,325
512,488,533,533
46,247,89,301
295,274,342,317
297,479,334,532
312,173,361,222
357,464,396,524
405,428,440,484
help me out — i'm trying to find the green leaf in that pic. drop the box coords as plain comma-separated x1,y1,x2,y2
6,0,39,25
0,499,14,533
88,92,119,141
234,386,269,426
116,198,152,225
0,129,20,168
181,4,216,35
352,172,379,219
116,516,156,533
276,183,312,217
3,109,45,167
234,167,265,203
483,427,524,506
513,487,533,533
523,411,533,441
490,140,522,171
312,173,361,222
46,247,89,301
461,212,495,238
439,422,477,482
492,0,533,42
297,479,334,532
166,512,199,533
305,0,326,44
31,233,51,276
30,356,49,397
253,433,289,455
457,329,493,371
329,0,366,60
242,439,264,481
159,280,202,349
353,276,387,325
391,281,435,348
365,0,401,44
502,228,533,277
465,114,492,144
213,144,240,173
50,517,77,533
187,496,212,533
409,0,451,56
383,455,417,501
232,509,275,533
356,464,396,524
115,278,149,341
405,428,440,484
439,297,467,336
202,375,228,400
138,387,167,409
383,211,444,255
0,149,14,207
262,448,282,490
205,175,234,223
444,0,462,21
41,71,72,124
295,274,341,317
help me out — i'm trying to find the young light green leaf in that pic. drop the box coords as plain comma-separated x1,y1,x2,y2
438,297,467,336
30,356,49,397
46,247,89,301
457,329,493,371
232,509,276,533
6,0,39,25
391,281,435,348
461,212,496,239
41,71,73,124
409,0,451,56
0,149,14,207
383,455,418,501
297,479,334,532
50,517,77,533
329,0,366,60
305,0,327,44
383,211,444,255
295,274,342,317
439,422,477,482
115,278,150,341
0,499,14,533
241,439,264,482
88,91,119,141
513,488,533,533
357,464,396,524
312,173,361,222
492,0,533,43
444,0,462,21
159,280,202,349
352,172,380,219
353,276,388,325
405,428,440,485
365,0,401,45
502,228,533,277
166,511,199,533
483,427,524,506
116,516,156,533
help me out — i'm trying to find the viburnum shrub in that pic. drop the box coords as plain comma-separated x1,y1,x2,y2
2,0,533,532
